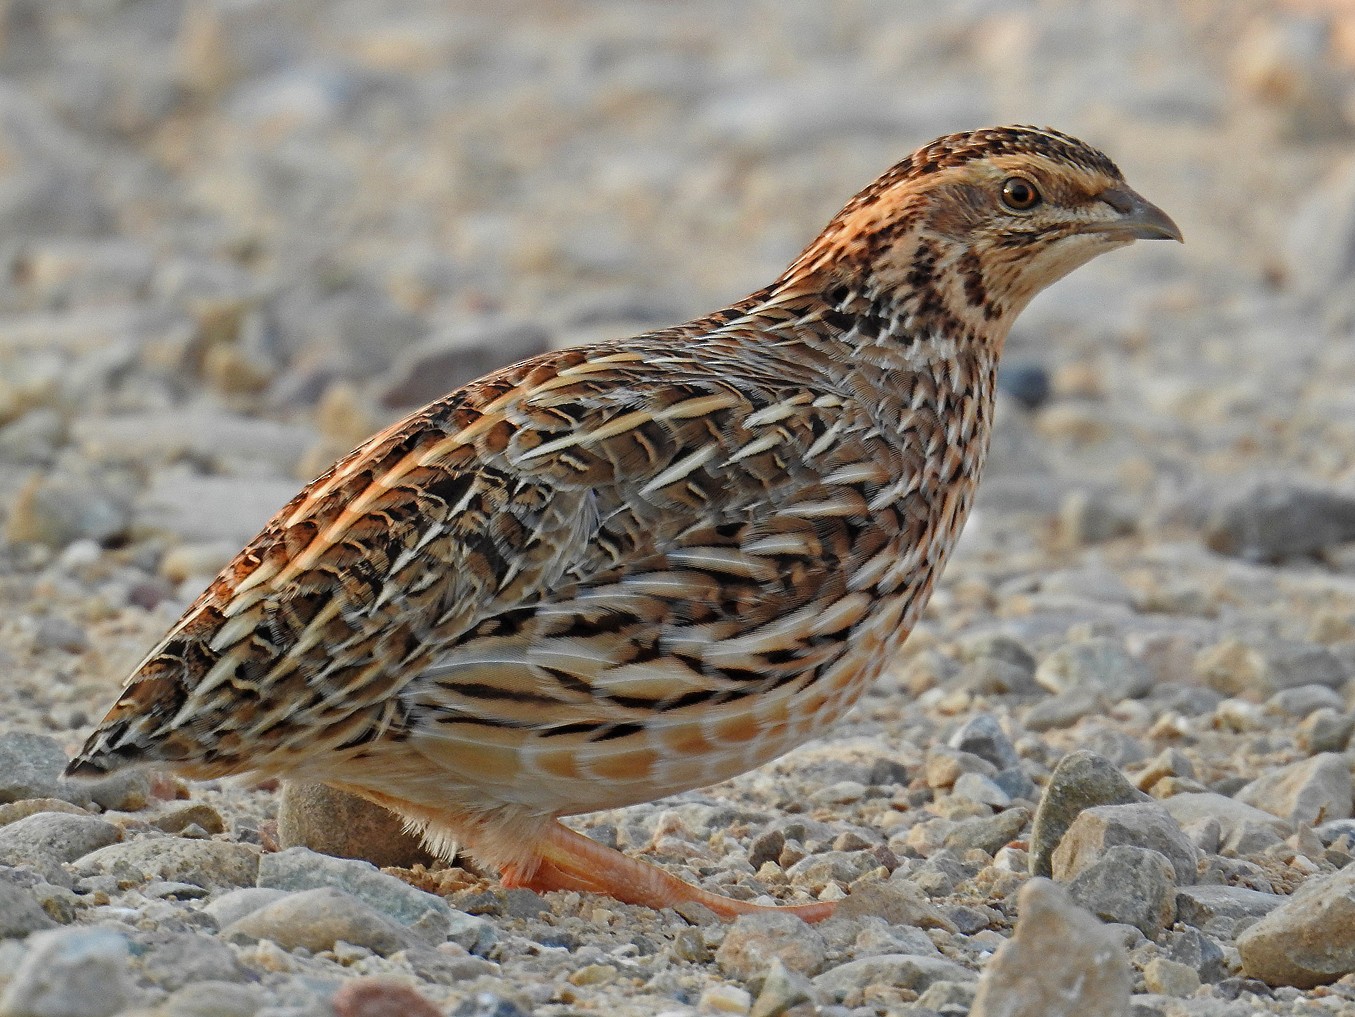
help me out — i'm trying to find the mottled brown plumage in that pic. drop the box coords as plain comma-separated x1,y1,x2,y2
69,126,1180,920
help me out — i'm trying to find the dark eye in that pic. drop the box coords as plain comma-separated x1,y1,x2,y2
1000,176,1041,211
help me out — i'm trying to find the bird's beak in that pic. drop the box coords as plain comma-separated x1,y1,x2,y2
1089,186,1183,243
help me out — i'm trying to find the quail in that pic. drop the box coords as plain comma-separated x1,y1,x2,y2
69,126,1181,921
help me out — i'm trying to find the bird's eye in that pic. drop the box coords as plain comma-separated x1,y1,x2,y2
1000,176,1042,211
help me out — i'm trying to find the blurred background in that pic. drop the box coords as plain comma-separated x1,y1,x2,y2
3,0,1355,735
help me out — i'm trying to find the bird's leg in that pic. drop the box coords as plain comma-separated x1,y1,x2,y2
500,818,837,923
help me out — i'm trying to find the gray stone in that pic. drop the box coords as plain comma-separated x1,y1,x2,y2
277,782,438,869
951,772,1012,809
917,980,979,1013
445,910,499,956
133,471,301,546
846,920,940,958
834,879,956,931
947,713,1021,770
924,746,997,789
0,812,120,867
812,954,974,1002
1134,747,1196,794
969,878,1131,1017
956,655,1042,695
1024,686,1106,731
74,837,259,889
1030,750,1149,877
1204,479,1355,561
1066,845,1178,940
749,957,816,1017
1163,927,1228,983
258,846,452,937
1175,884,1283,938
943,806,1030,856
0,882,57,938
1058,487,1138,546
222,886,416,956
0,927,130,1017
1194,638,1346,697
1052,801,1198,886
202,887,291,929
450,993,530,1017
4,470,131,549
1235,752,1353,827
397,947,499,985
1267,683,1345,717
715,911,829,979
29,617,87,655
957,632,1038,673
1159,792,1292,852
377,321,553,409
784,850,879,892
1286,158,1355,300
1238,860,1355,988
0,733,68,804
993,766,1038,802
132,931,249,991
1035,637,1153,699
1298,709,1355,754
66,770,153,813
1142,957,1201,997
1316,817,1355,846
71,410,315,475
161,981,267,1017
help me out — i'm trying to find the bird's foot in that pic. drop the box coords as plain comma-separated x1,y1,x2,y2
501,818,836,923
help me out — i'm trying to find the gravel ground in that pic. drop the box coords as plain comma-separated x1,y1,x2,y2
3,1,1355,1015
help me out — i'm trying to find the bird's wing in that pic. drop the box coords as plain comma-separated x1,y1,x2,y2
69,335,910,781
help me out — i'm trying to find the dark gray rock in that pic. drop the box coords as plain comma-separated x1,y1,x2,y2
1159,792,1292,854
257,846,452,940
377,320,551,409
1065,844,1178,939
1235,752,1353,827
276,782,437,870
715,911,829,979
0,927,130,1017
969,878,1131,1017
1195,637,1346,696
1035,637,1153,699
812,954,974,1003
1175,884,1284,938
1297,709,1355,754
1029,750,1149,877
0,732,68,803
1238,861,1355,988
947,713,1021,770
0,881,57,938
943,806,1030,856
0,811,120,867
1163,927,1228,983
222,886,417,956
1205,478,1355,561
1052,801,1198,887
132,931,250,991
74,838,260,889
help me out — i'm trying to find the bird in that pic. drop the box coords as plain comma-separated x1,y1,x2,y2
67,126,1181,923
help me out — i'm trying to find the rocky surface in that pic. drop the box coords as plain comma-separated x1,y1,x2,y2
3,1,1355,1015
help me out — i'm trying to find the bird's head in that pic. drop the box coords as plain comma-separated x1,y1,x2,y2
783,125,1181,344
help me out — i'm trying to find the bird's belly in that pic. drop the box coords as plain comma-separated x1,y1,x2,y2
355,590,914,818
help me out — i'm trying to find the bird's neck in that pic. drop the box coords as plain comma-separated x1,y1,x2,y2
724,243,1009,394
